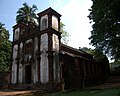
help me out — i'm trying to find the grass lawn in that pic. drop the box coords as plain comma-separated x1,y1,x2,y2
47,88,120,96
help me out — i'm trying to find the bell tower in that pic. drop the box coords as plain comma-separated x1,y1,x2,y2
38,7,61,31
37,7,62,84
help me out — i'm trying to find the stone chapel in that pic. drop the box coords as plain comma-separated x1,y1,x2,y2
10,7,110,90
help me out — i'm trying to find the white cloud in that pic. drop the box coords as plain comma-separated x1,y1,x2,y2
59,0,93,48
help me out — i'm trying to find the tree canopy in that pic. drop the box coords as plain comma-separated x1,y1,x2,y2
79,47,107,61
0,22,12,72
16,2,38,25
60,22,70,45
88,0,120,60
0,23,9,44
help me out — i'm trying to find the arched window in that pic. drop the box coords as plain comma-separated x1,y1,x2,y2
42,18,47,30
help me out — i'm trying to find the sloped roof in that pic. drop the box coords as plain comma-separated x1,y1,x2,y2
61,43,93,60
37,7,61,17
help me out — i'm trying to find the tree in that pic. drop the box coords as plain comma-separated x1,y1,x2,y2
0,22,9,44
88,0,120,60
60,22,70,45
16,2,38,24
79,47,94,55
79,47,108,61
0,22,12,72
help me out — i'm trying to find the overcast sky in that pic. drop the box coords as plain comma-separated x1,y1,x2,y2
0,0,93,49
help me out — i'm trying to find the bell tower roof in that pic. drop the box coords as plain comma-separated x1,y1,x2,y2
37,7,61,18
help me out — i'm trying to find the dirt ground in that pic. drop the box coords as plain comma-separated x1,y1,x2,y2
88,76,120,89
0,76,120,96
0,90,37,96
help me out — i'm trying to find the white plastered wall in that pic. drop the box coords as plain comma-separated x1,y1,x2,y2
52,15,58,31
52,34,60,82
33,37,38,83
18,42,23,84
11,44,18,84
40,33,49,84
18,63,23,83
14,28,20,41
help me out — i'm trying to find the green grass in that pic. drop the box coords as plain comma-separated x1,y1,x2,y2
46,88,120,96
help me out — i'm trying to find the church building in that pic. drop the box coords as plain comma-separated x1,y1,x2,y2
10,7,110,90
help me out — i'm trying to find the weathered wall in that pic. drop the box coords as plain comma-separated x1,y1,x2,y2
11,44,18,84
40,33,49,84
33,37,38,83
52,34,60,82
52,15,58,31
0,72,10,89
14,28,20,41
40,15,48,31
18,63,23,83
18,42,23,83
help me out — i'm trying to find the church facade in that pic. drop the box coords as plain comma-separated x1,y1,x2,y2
10,8,110,90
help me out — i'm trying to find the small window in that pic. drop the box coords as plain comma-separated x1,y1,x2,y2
42,18,47,30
